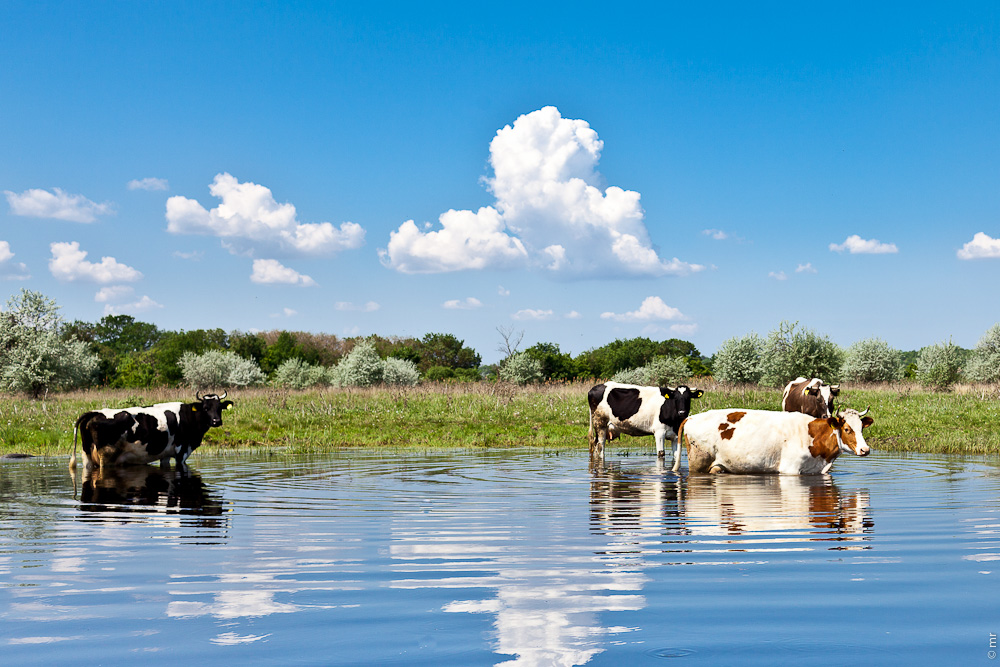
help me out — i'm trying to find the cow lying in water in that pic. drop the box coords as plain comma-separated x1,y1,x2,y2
679,408,872,475
588,382,705,469
70,393,233,470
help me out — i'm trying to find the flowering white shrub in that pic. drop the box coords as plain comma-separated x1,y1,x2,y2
611,356,690,386
272,358,327,389
840,337,903,383
179,350,265,388
382,357,420,386
760,321,843,387
329,340,384,387
917,340,963,390
498,351,543,385
964,324,1000,383
711,333,764,384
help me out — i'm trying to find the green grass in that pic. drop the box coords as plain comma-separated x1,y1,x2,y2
2,381,999,459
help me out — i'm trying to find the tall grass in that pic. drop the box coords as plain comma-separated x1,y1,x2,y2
1,380,998,458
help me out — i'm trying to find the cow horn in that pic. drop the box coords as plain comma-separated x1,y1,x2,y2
196,390,203,401
219,391,227,400
858,406,870,417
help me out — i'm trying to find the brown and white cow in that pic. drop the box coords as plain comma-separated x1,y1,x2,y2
679,407,872,475
781,377,840,418
588,382,704,468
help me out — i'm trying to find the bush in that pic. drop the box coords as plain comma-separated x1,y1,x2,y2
423,365,455,382
964,324,1000,383
611,355,690,386
382,357,420,386
272,358,327,389
178,350,265,388
760,321,843,388
840,337,904,383
0,290,98,396
498,351,544,385
711,333,764,384
917,340,963,390
329,340,384,387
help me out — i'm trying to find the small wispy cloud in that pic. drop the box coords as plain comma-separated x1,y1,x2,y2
795,263,817,273
498,285,510,297
127,177,169,191
565,311,582,319
768,271,788,281
600,296,685,322
702,229,728,240
443,297,482,310
94,285,134,303
512,308,554,321
103,295,163,316
829,234,898,254
0,241,30,280
6,187,114,223
335,301,380,312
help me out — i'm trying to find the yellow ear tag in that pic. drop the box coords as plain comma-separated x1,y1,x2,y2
192,406,197,411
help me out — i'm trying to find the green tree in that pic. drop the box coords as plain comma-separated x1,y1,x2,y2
574,337,705,379
417,333,481,372
150,329,229,385
525,342,579,381
261,331,304,375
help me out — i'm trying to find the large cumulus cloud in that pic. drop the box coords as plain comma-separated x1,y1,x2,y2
379,106,703,277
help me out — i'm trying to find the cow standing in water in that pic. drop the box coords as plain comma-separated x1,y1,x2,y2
782,377,839,418
679,407,873,475
71,393,234,470
588,382,704,470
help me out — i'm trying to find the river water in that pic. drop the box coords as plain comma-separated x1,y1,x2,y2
1,450,998,666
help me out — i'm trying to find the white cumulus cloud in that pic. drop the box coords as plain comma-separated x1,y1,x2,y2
443,297,482,310
5,187,113,222
380,106,703,278
829,234,898,254
250,259,316,286
600,296,685,322
166,173,365,257
49,242,142,283
127,177,169,191
0,241,30,279
957,232,1000,260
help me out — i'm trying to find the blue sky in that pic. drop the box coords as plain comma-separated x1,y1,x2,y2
2,2,999,363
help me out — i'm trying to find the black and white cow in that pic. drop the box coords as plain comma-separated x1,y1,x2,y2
588,382,705,469
70,393,234,470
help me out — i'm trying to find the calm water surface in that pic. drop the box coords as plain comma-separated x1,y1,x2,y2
1,450,998,666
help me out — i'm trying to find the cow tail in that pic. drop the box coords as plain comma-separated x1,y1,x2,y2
672,416,690,473
69,416,79,471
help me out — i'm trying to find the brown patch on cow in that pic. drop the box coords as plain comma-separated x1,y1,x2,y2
726,411,746,424
718,421,736,440
808,418,841,461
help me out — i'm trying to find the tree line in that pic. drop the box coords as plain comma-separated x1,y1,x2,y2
2,289,995,397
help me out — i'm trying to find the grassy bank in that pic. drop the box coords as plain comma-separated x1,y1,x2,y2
1,381,999,459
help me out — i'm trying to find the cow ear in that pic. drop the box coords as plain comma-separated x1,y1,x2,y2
223,401,234,410
662,387,675,399
807,386,820,396
830,385,841,396
693,389,705,399
861,416,874,429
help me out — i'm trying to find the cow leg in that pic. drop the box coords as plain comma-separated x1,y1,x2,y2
655,432,666,458
670,436,682,473
591,429,606,461
709,464,727,474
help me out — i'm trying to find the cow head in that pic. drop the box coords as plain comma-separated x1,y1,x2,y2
193,391,234,427
830,407,872,457
660,385,705,423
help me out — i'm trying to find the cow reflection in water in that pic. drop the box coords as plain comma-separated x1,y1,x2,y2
590,461,872,551
78,465,224,524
